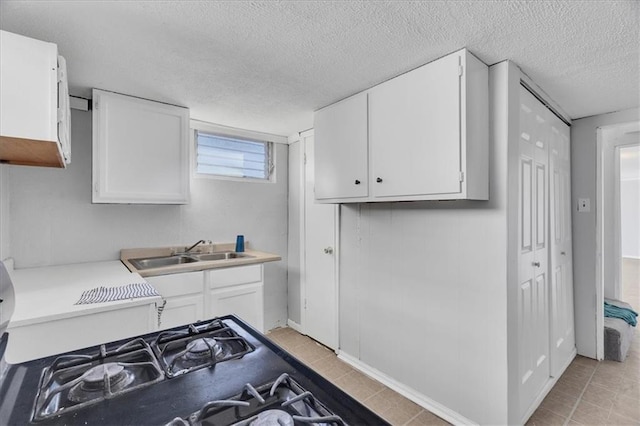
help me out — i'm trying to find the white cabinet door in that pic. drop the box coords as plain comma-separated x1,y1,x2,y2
369,52,461,198
314,93,368,200
209,283,264,331
159,294,204,330
207,265,264,331
147,271,205,330
92,89,190,204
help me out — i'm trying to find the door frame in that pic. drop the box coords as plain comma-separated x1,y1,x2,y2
595,120,640,359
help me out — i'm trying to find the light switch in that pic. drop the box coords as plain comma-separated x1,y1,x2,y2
577,198,590,212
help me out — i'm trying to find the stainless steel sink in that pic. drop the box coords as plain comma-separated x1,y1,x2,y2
128,251,254,270
129,255,199,270
192,252,254,261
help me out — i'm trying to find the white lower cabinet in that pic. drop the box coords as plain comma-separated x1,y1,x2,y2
147,265,265,332
207,265,264,332
146,271,205,330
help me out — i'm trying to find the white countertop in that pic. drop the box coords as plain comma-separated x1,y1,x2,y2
8,260,161,327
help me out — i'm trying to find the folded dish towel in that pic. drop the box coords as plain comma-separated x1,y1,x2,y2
604,301,638,327
75,282,160,305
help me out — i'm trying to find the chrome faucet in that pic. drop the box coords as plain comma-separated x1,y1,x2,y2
184,240,206,254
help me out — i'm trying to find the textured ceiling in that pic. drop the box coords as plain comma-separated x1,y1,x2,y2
1,1,638,136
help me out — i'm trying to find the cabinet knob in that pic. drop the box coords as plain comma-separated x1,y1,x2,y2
376,177,383,183
324,247,334,254
354,179,361,185
532,261,541,267
561,251,566,256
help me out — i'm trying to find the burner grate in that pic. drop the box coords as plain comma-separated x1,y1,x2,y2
32,338,164,421
166,373,347,426
152,319,254,377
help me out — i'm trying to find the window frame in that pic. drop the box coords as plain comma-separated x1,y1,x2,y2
190,120,285,184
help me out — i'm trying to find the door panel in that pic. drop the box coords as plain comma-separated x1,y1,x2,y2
303,136,338,349
518,87,551,415
549,116,575,376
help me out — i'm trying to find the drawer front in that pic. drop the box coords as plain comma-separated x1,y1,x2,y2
208,265,262,289
147,271,204,298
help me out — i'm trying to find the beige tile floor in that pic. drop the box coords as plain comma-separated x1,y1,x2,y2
266,327,449,425
527,332,640,425
267,325,640,426
267,262,639,425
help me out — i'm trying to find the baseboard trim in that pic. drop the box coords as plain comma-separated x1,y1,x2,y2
286,319,304,333
337,351,477,426
519,347,577,425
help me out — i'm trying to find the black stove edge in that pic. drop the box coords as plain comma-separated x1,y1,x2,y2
216,314,391,426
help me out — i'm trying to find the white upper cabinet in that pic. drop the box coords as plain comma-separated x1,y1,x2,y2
314,48,488,203
92,89,190,204
314,93,368,200
0,30,70,168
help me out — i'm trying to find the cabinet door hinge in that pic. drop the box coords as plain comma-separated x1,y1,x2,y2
459,171,464,182
304,298,307,310
304,153,307,165
458,65,464,77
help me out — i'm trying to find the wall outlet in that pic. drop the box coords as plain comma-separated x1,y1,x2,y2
577,198,591,212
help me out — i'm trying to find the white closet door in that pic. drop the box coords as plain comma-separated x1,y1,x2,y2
303,135,339,349
549,114,575,376
518,87,550,415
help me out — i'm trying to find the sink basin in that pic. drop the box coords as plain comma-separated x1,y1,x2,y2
192,252,254,261
129,255,199,270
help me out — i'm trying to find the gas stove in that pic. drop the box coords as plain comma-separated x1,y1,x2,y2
0,315,388,426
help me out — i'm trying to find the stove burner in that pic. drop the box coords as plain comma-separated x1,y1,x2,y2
184,338,223,361
249,409,294,426
152,319,254,377
68,363,134,402
33,338,164,421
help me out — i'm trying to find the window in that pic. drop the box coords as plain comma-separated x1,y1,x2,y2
195,131,273,181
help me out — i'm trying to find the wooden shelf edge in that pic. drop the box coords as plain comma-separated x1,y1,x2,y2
0,135,65,168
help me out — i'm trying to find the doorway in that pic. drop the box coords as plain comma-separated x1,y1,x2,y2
596,121,640,359
620,145,640,309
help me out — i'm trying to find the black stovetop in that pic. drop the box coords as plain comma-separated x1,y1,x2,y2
0,315,389,426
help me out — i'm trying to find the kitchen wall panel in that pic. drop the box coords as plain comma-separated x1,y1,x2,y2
338,70,510,424
3,109,289,330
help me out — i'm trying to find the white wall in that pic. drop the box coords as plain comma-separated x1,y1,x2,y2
3,109,289,330
621,145,640,259
571,107,640,358
621,178,640,259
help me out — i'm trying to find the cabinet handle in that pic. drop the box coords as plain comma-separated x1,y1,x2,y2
354,179,361,185
561,251,566,256
376,177,383,183
324,247,334,254
532,261,541,267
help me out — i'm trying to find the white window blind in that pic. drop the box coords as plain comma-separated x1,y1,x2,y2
196,131,272,180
